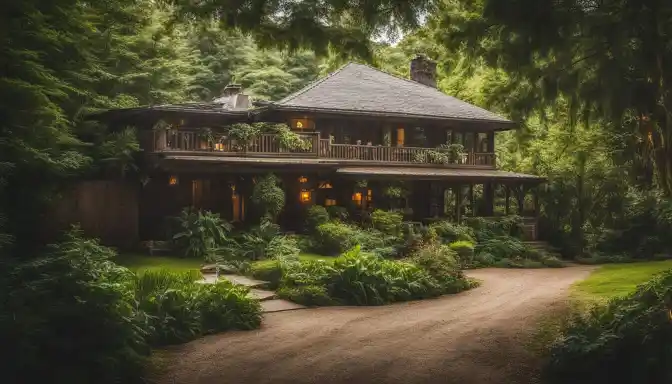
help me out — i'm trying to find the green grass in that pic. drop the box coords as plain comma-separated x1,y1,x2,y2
572,260,672,302
116,253,201,273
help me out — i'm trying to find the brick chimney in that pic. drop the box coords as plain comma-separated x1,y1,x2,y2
213,84,249,110
410,55,437,88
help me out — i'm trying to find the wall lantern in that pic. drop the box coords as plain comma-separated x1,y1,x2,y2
300,190,312,203
325,198,337,206
298,176,308,183
169,175,179,186
352,192,363,206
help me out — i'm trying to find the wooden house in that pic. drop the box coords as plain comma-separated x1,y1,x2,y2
90,56,544,242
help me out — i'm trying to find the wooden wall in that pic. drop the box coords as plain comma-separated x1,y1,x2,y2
48,180,139,248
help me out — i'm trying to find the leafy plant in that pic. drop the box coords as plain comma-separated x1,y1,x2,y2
429,220,475,243
305,205,330,230
371,209,403,236
277,285,335,306
251,173,285,222
172,208,233,260
449,241,475,266
312,221,359,255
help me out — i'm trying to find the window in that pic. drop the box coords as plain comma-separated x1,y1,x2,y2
352,192,363,207
300,190,312,203
396,128,405,147
318,182,333,189
192,180,203,208
325,198,336,206
366,189,372,202
290,118,314,130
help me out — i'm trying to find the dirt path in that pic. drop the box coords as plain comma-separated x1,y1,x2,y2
156,266,594,384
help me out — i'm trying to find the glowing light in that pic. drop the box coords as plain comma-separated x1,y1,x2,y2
300,190,311,203
169,176,178,186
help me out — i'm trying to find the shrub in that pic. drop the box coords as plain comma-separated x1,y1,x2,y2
371,209,403,236
281,259,334,287
540,255,564,268
172,208,233,260
429,220,475,243
475,236,526,260
251,173,285,221
544,271,672,384
305,205,330,230
472,252,496,267
277,285,335,306
464,216,524,241
329,246,439,305
249,259,283,288
493,257,544,268
449,240,475,265
0,229,148,384
313,221,358,255
411,244,468,293
132,270,261,346
266,235,300,260
326,205,349,221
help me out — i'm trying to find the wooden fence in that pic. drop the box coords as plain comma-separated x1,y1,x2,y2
46,180,139,248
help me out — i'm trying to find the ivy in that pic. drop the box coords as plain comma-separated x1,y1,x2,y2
225,123,312,151
416,144,465,164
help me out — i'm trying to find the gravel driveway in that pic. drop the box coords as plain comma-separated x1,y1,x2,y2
155,266,594,384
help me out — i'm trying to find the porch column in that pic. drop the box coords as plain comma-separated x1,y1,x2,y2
487,132,496,166
455,185,463,223
505,185,511,215
483,181,495,216
469,184,475,216
516,185,525,215
533,185,540,216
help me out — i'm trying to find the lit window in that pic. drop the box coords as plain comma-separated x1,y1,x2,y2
352,192,363,207
169,175,178,186
290,118,313,130
396,128,405,146
298,176,308,183
325,199,337,206
296,121,303,128
366,189,372,202
300,190,312,203
318,182,333,189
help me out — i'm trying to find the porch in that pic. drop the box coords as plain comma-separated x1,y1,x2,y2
150,131,497,168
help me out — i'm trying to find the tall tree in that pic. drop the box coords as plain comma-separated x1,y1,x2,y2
434,0,672,194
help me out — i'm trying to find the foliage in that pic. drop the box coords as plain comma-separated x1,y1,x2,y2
251,174,285,221
464,216,524,242
429,221,475,243
172,208,233,260
132,269,261,345
305,205,330,231
449,241,476,266
237,220,281,260
312,221,359,255
250,259,283,289
418,143,466,164
326,205,349,221
266,235,301,260
370,209,403,236
0,229,147,383
411,243,470,293
328,246,440,305
544,270,672,384
277,285,335,306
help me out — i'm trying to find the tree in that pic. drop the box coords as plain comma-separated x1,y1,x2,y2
434,0,672,195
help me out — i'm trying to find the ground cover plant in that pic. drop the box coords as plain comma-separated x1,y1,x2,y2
543,269,672,384
0,229,262,384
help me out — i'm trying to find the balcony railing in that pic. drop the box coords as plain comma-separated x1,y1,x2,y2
152,130,496,167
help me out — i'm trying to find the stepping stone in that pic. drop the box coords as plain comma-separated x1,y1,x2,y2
220,274,268,288
261,299,306,313
248,289,276,301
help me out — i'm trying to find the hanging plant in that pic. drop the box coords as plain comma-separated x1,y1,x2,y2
383,186,403,198
355,179,368,188
227,123,261,150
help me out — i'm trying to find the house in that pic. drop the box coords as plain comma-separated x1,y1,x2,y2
89,56,544,243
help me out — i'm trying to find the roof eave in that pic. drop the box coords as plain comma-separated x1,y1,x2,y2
268,104,516,130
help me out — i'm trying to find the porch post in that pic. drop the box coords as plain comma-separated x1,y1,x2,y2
484,181,495,216
533,185,540,217
516,185,525,215
455,185,463,223
469,184,475,216
505,185,511,215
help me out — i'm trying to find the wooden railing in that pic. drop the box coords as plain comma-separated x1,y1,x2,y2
153,130,496,167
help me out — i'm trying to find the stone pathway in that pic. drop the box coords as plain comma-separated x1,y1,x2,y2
199,272,306,313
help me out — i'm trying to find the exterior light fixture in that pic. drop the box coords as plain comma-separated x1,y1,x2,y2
169,175,178,186
300,190,311,203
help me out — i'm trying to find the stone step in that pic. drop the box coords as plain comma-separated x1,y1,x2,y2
260,299,306,313
248,288,276,301
220,274,269,288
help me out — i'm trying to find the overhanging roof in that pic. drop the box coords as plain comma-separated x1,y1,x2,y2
271,62,514,128
336,167,544,182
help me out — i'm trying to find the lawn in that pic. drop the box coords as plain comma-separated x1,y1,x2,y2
571,260,672,302
116,253,201,273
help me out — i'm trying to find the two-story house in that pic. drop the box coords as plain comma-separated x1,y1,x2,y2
90,56,544,242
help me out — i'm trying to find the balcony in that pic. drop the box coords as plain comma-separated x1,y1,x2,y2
151,130,496,168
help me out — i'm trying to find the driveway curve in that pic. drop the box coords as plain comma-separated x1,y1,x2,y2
156,266,594,384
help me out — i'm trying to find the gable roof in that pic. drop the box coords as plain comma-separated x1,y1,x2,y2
271,62,513,127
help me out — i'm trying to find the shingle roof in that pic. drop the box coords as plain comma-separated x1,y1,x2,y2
273,62,513,125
